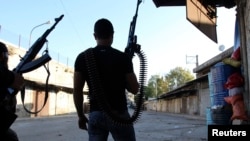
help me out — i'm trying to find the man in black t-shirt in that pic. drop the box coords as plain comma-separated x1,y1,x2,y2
73,18,139,141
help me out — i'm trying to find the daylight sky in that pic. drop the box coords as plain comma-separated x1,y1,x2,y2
0,0,237,80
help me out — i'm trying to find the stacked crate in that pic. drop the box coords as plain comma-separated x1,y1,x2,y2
209,62,234,106
207,62,235,125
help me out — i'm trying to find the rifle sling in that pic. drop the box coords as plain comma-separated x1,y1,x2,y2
20,64,50,114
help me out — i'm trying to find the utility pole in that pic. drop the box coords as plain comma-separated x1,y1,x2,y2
186,55,199,67
155,78,158,112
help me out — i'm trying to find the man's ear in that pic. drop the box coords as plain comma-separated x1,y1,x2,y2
93,33,98,40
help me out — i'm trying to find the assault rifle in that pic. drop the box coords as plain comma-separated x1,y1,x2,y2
124,0,142,59
8,14,64,113
118,0,146,125
13,14,64,75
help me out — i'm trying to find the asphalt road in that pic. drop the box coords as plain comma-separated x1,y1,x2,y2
11,110,207,141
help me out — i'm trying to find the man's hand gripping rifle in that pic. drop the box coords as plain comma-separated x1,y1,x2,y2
9,14,64,95
124,0,142,59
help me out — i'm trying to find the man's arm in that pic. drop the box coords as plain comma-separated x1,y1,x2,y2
126,72,139,94
11,72,25,90
73,71,85,118
73,71,88,130
0,65,24,89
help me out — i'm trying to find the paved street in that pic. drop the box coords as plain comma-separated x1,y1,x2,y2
11,110,207,141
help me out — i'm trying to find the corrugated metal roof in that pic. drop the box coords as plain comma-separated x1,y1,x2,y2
157,74,207,99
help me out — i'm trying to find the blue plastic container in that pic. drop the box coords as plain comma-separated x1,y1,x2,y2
206,107,214,125
210,62,236,83
208,72,212,85
210,92,229,106
210,80,228,94
209,62,237,106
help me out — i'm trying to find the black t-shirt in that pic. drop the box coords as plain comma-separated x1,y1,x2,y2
0,63,14,101
74,45,134,111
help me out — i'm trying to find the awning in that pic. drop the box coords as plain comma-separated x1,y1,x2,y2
153,0,236,8
153,0,186,7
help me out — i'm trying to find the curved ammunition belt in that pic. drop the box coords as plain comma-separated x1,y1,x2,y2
84,48,147,126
